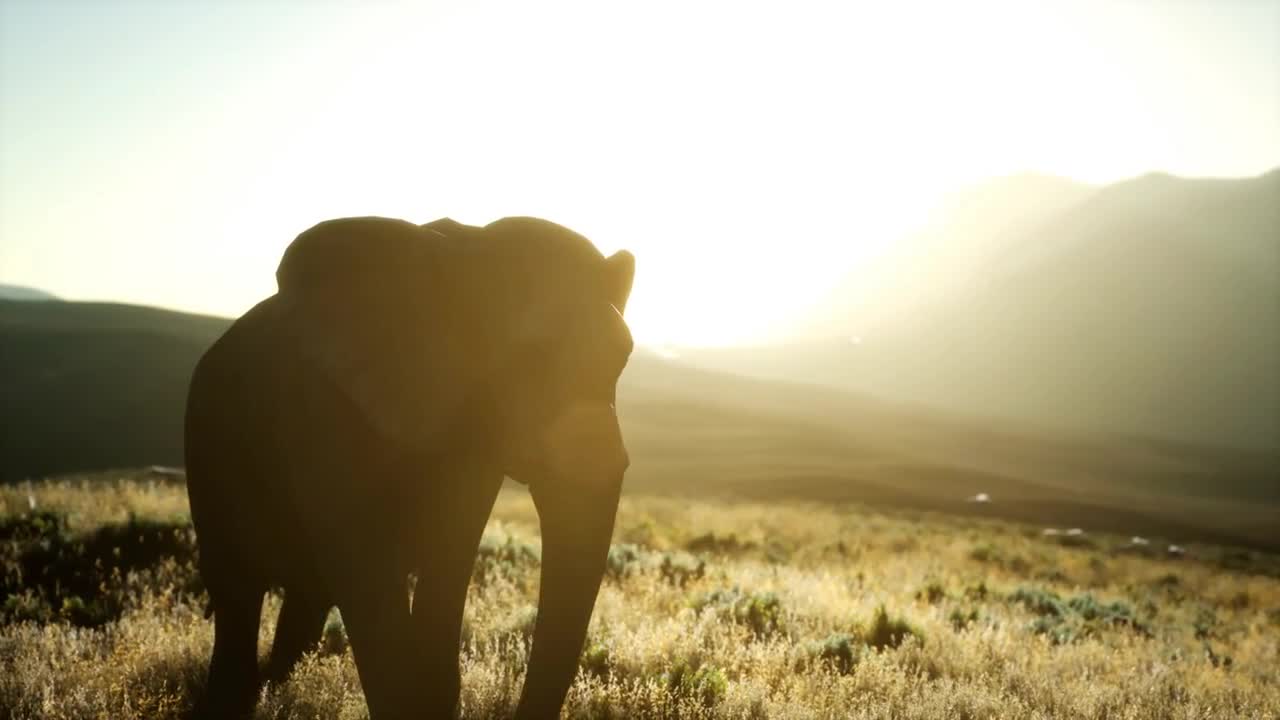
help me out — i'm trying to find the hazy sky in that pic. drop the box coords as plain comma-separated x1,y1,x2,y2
2,0,1277,346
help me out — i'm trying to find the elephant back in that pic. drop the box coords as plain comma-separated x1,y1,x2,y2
272,216,497,450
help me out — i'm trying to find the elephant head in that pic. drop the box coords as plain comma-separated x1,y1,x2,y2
275,214,635,716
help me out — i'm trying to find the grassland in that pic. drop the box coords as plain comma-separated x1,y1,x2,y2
2,471,1278,719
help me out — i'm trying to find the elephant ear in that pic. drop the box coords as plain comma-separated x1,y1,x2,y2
604,250,636,314
275,216,495,448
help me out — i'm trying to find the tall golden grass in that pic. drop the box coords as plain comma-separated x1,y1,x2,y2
2,474,1277,719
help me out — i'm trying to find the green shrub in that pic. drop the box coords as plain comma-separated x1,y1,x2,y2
916,580,948,604
1067,593,1141,628
812,632,860,674
663,659,728,707
3,590,51,623
864,605,922,650
0,513,201,627
0,509,67,541
949,607,980,631
1009,588,1068,618
580,640,612,679
1029,616,1080,645
659,552,706,587
1193,607,1217,640
606,543,645,580
472,533,540,586
692,588,785,638
1010,587,1150,643
969,544,1000,563
685,532,754,555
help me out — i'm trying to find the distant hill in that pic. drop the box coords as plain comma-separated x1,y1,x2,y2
622,353,1280,548
0,284,59,301
0,301,230,482
2,298,1277,549
797,172,1096,337
683,169,1280,451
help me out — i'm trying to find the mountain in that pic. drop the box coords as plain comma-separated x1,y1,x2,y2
683,169,1280,451
0,284,59,301
797,172,1096,337
2,298,1277,548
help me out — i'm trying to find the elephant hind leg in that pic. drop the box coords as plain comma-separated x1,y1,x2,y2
338,574,417,719
196,588,264,719
265,590,332,686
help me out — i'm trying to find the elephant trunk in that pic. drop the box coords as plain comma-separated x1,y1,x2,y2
515,473,622,719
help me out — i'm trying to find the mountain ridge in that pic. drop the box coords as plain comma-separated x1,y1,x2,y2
0,284,59,302
682,168,1280,450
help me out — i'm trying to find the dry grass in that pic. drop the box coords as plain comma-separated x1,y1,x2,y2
2,473,1278,719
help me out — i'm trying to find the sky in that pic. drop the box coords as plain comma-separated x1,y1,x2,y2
1,0,1277,347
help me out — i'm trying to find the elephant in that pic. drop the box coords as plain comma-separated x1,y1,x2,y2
183,215,636,719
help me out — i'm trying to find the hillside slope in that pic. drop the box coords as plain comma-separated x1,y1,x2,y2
620,354,1279,548
684,169,1280,450
2,299,1276,548
0,301,229,482
0,284,59,301
797,173,1096,336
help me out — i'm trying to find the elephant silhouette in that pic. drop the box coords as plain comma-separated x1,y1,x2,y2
184,215,636,719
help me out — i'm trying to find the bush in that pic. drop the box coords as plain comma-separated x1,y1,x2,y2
1067,593,1140,628
663,659,728,707
0,509,67,541
812,632,860,674
969,543,1000,564
1009,588,1068,618
602,544,707,587
580,640,612,679
1010,587,1150,643
949,607,980,631
692,588,785,638
606,543,645,580
863,605,922,650
471,533,540,586
685,532,754,555
964,580,990,601
1193,607,1216,640
0,511,202,627
916,580,948,604
659,552,706,587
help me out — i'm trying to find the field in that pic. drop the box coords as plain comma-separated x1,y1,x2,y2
2,472,1278,719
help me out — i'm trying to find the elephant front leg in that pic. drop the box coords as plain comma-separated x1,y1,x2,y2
410,471,504,717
